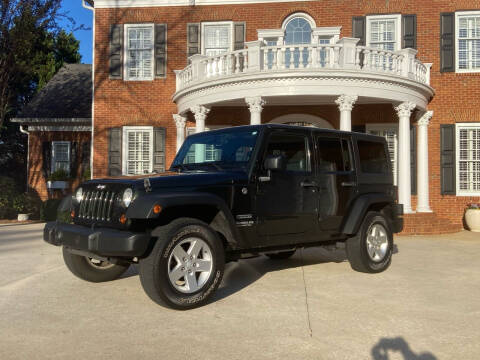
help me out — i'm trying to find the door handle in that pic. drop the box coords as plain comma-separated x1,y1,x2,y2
301,180,318,188
341,181,357,187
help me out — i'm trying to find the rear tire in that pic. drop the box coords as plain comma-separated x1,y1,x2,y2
62,247,129,282
139,218,225,310
265,250,296,260
346,211,393,273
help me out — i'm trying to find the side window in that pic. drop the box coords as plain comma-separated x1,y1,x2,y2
52,141,71,174
265,132,310,173
357,140,389,174
316,137,349,172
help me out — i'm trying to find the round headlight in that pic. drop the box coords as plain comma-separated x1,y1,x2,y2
122,188,133,207
75,187,83,203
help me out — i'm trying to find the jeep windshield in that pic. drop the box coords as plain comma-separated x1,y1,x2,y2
171,128,260,171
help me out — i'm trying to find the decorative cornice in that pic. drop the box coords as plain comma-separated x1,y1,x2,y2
394,101,416,118
173,114,187,128
245,96,266,113
417,110,433,126
335,94,358,112
190,105,210,121
94,0,314,8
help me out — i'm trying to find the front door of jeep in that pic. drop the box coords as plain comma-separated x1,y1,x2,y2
314,135,357,234
255,130,318,246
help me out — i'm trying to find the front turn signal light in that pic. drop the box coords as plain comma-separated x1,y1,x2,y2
153,204,162,214
70,210,75,219
119,214,127,224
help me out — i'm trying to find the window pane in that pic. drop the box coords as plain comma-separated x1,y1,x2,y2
204,24,231,54
284,17,312,45
126,130,151,175
458,127,480,192
265,133,309,172
357,140,389,174
127,26,153,79
457,15,480,70
317,137,344,172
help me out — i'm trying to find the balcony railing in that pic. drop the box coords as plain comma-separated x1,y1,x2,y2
175,38,431,93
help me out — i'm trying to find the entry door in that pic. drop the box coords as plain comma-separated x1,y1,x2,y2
315,135,357,233
255,131,318,245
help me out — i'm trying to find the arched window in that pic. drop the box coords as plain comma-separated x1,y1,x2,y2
284,17,312,45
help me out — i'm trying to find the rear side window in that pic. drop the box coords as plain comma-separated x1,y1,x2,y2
317,137,352,172
357,140,389,174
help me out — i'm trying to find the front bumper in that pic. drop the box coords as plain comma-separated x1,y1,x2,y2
43,222,151,257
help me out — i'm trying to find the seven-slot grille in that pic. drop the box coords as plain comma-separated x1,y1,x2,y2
78,190,117,221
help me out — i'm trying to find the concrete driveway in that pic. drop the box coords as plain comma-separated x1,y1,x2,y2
0,223,479,360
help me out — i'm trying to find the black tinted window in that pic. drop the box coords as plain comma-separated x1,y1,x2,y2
265,132,310,173
357,140,389,173
317,137,344,172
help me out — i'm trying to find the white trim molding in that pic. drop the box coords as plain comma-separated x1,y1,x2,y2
455,11,480,73
94,0,315,8
281,12,316,29
455,122,480,196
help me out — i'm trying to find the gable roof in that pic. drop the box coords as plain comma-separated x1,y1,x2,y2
14,64,92,122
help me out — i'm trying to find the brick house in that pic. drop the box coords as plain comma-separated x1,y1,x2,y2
19,0,480,234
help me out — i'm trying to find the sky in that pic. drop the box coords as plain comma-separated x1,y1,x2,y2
59,0,93,64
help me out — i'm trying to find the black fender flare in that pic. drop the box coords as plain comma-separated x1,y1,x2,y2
341,193,396,235
126,192,241,249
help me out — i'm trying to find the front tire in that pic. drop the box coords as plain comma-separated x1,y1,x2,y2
62,247,130,282
139,218,225,310
345,211,393,273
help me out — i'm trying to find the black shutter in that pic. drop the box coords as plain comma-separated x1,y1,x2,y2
440,13,455,72
42,142,52,180
410,126,417,195
352,16,366,46
352,125,366,133
109,25,123,79
70,142,79,178
153,128,166,173
187,23,201,58
402,14,417,49
234,22,245,50
155,24,167,78
440,125,456,194
108,128,122,176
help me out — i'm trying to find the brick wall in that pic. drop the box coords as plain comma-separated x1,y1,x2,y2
93,0,480,233
28,131,91,201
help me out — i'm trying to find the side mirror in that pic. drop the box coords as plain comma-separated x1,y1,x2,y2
259,155,284,182
264,155,285,171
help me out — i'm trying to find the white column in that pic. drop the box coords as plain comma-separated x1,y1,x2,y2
190,105,210,133
245,96,266,125
335,94,358,131
416,111,433,213
173,114,187,152
395,101,416,214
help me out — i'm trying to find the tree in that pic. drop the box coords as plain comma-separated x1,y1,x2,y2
0,0,81,188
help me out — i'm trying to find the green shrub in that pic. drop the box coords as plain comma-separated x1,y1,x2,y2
47,169,70,182
82,168,91,181
0,176,19,219
13,192,43,218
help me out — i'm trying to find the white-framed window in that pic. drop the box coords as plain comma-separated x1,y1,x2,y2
366,14,402,51
456,123,480,195
366,124,399,186
455,11,480,73
201,22,234,56
51,141,71,174
122,126,153,175
124,24,154,81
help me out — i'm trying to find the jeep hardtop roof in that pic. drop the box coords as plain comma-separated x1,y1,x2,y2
186,124,386,142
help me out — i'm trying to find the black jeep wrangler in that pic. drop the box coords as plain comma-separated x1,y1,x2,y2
44,124,402,309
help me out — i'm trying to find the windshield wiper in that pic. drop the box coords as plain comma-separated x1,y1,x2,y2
170,164,188,172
